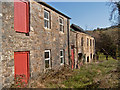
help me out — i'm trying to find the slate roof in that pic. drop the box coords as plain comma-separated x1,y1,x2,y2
70,24,85,33
70,24,94,38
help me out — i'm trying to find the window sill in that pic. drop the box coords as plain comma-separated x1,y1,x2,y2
59,31,64,34
44,27,51,31
60,63,64,66
44,67,52,72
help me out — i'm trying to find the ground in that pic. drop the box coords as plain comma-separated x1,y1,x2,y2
11,56,120,88
28,57,119,88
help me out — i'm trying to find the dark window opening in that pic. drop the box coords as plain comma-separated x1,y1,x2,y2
90,53,92,59
90,39,92,46
78,53,82,61
87,56,89,62
87,38,89,46
81,37,83,46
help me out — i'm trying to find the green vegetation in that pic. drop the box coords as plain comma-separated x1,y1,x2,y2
87,26,120,59
11,57,119,88
44,59,119,88
97,53,114,62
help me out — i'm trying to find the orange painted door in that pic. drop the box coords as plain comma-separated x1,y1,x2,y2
14,51,29,83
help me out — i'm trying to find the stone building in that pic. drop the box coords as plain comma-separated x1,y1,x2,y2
1,0,70,87
0,0,96,88
70,24,95,69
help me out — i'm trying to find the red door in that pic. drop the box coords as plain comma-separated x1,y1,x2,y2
71,46,74,69
14,51,29,83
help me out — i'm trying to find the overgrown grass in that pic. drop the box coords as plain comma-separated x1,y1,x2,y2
11,58,119,88
62,59,119,88
44,59,119,88
98,53,114,62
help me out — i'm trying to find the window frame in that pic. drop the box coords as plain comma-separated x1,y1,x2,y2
44,9,50,29
44,50,51,69
60,50,64,65
59,17,64,32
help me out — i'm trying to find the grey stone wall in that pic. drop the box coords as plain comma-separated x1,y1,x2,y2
69,31,77,68
0,1,2,89
1,1,69,87
1,0,95,88
70,30,95,68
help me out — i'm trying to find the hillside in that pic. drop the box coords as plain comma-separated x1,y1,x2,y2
86,26,120,59
86,26,119,40
87,26,119,47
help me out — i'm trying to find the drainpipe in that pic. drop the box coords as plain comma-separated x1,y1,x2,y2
67,19,70,65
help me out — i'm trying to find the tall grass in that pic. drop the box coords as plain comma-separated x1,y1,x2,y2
63,59,118,88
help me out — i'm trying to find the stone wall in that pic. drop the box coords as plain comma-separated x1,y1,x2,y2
1,0,95,88
70,30,95,68
69,30,77,68
1,1,69,87
0,1,2,89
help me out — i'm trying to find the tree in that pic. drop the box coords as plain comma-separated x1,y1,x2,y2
109,0,120,59
95,32,117,59
109,1,120,25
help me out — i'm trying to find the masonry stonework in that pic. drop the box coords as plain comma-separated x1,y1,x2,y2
1,1,70,87
1,1,95,88
70,24,95,68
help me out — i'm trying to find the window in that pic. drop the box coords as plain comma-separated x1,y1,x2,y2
59,17,64,32
81,37,83,46
87,56,89,62
90,39,92,46
93,40,95,47
60,50,64,65
44,10,50,29
87,38,89,46
44,50,50,69
90,53,92,59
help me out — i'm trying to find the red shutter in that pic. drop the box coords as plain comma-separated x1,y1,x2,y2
14,0,29,33
14,51,30,83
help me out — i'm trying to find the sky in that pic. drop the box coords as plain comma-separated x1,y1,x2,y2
46,2,112,30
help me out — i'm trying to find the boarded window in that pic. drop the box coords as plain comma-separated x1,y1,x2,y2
14,0,29,33
44,50,50,69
